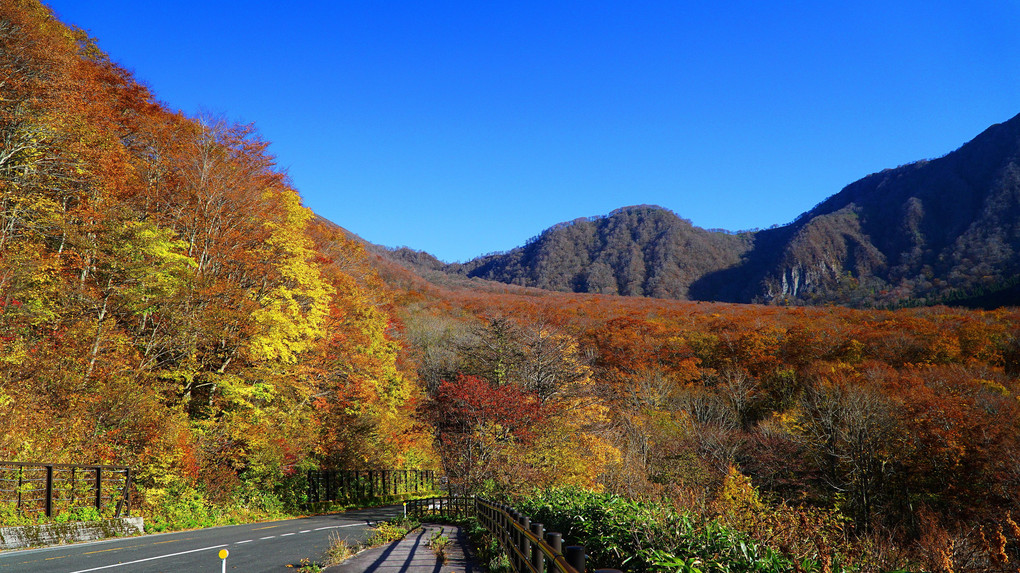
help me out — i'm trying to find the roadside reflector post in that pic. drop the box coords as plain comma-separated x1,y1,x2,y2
403,501,407,518
218,548,229,573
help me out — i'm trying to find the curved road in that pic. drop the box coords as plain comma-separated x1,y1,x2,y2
0,505,404,572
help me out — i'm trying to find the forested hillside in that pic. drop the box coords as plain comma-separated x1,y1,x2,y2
392,281,1020,571
5,2,1020,571
0,0,434,518
453,205,752,298
398,113,1020,309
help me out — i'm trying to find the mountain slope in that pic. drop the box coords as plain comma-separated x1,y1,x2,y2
451,205,752,299
401,113,1020,307
748,112,1020,306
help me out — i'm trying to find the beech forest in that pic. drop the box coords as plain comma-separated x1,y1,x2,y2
2,2,1020,571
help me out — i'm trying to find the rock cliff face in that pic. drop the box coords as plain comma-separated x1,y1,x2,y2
746,111,1020,306
374,112,1020,307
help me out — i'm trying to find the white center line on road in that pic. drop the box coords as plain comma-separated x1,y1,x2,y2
281,533,295,537
260,536,276,540
236,539,253,544
68,544,228,573
313,523,366,531
299,530,311,533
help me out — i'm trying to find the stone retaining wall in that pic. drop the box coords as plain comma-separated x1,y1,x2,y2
0,517,144,550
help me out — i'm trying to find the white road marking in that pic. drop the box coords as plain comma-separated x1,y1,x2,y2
67,544,228,572
281,533,295,537
313,523,365,531
260,535,276,540
299,530,311,533
236,539,253,544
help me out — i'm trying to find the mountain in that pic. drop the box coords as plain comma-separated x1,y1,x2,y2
743,111,1020,307
449,206,752,299
391,113,1020,308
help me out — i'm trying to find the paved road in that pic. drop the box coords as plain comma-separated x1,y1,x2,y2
0,505,404,573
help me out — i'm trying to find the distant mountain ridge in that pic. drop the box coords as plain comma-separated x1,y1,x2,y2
374,112,1020,308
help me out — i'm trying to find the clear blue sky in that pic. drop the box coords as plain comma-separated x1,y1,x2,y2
45,1,1020,262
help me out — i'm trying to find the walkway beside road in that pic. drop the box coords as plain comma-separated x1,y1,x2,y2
329,523,476,573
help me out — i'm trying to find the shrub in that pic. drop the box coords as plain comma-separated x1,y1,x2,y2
513,488,821,572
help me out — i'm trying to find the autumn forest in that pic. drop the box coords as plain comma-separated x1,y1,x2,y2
2,2,1020,571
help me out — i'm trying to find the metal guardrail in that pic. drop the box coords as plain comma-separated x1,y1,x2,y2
0,461,131,518
306,469,436,505
408,495,622,573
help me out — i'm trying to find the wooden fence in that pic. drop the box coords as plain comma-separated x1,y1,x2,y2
306,469,436,506
0,461,131,518
409,495,622,573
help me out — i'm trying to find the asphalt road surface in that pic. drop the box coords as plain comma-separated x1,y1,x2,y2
0,505,404,572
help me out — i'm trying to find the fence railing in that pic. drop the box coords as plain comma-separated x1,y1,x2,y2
306,469,436,506
0,462,131,518
408,495,622,573
406,494,473,520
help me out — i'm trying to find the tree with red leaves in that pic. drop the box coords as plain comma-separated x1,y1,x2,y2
427,374,545,493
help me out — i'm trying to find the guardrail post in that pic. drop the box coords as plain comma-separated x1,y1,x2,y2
44,465,54,517
566,546,585,573
531,522,545,573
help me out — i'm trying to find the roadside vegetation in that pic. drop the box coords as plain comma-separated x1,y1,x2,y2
294,516,421,572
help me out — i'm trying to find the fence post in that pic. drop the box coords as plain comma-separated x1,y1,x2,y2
566,546,585,573
531,522,545,573
44,465,54,517
497,505,504,546
123,467,131,516
508,511,518,570
95,467,103,512
504,506,512,549
545,532,562,555
519,515,530,573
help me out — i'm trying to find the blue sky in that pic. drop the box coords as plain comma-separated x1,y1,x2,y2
45,1,1020,262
